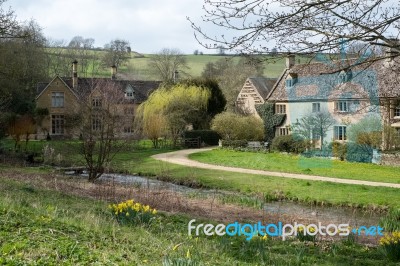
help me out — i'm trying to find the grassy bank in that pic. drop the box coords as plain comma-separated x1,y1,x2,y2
0,174,395,265
2,139,400,209
189,149,400,184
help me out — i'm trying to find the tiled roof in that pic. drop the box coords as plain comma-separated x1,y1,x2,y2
267,59,400,102
37,77,162,103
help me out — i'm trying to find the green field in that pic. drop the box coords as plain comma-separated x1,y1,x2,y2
189,149,400,184
0,169,395,265
51,47,312,80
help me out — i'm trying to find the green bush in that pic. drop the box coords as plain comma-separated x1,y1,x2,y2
271,135,305,153
184,130,221,145
211,112,264,141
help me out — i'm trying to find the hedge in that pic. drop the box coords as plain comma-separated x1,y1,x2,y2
183,130,221,146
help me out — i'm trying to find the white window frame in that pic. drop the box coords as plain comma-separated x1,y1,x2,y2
92,116,102,131
277,127,289,136
51,92,64,107
276,104,286,114
334,126,347,141
312,103,320,113
336,101,349,112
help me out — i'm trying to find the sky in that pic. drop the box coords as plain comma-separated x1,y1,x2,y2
6,0,212,54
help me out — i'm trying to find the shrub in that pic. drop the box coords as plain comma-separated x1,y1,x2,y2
183,130,221,145
109,199,157,225
379,232,400,261
380,209,400,233
331,141,347,161
346,142,373,163
211,112,264,141
271,135,306,153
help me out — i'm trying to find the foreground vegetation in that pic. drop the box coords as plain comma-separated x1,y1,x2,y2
1,172,398,265
189,149,400,184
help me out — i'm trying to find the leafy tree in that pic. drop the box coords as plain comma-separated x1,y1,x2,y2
211,112,264,140
148,48,189,83
137,84,210,148
348,114,382,149
256,103,285,143
190,0,400,61
102,39,131,69
179,78,226,129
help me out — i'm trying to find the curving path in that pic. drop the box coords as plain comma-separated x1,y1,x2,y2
152,148,400,189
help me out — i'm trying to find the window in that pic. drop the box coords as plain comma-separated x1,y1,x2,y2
124,126,133,134
334,126,347,141
278,127,289,136
51,92,64,107
336,101,349,112
92,98,102,107
126,92,134,98
276,104,286,114
312,103,320,112
92,116,102,131
395,106,400,117
51,115,64,135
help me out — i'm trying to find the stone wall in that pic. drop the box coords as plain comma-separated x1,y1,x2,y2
380,152,400,167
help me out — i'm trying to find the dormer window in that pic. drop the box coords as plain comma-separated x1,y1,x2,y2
125,85,134,99
286,73,298,87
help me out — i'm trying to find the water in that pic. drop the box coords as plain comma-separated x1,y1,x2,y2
95,173,382,227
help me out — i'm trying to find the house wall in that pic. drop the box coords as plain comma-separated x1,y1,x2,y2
36,77,80,139
236,80,264,117
282,100,380,145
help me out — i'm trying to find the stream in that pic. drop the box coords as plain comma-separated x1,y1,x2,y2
89,173,383,227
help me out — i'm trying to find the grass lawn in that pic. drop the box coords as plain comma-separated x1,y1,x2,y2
189,149,400,184
2,139,400,209
0,173,395,265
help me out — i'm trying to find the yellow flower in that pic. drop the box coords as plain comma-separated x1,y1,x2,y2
262,235,268,240
186,250,191,258
126,212,130,216
152,209,157,215
172,243,182,251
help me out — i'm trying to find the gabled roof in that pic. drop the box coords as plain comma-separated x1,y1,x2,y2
36,77,162,104
267,59,400,102
247,77,277,99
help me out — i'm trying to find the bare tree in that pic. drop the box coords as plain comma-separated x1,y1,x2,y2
0,0,22,39
148,48,189,83
189,0,400,61
292,111,335,148
102,39,131,69
75,79,130,182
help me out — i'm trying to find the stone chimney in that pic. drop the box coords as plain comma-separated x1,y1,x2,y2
286,54,295,69
111,65,117,80
72,60,78,88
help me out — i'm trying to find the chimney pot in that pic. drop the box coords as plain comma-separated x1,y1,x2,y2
286,54,295,69
111,65,117,80
72,60,78,88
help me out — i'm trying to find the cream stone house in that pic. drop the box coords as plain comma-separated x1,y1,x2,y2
265,54,400,148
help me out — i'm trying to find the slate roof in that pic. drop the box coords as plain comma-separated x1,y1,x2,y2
267,58,400,102
37,77,162,103
247,77,277,99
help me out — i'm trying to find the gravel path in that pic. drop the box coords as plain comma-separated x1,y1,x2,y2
152,148,400,189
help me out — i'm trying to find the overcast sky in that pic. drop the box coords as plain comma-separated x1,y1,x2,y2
6,0,211,54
